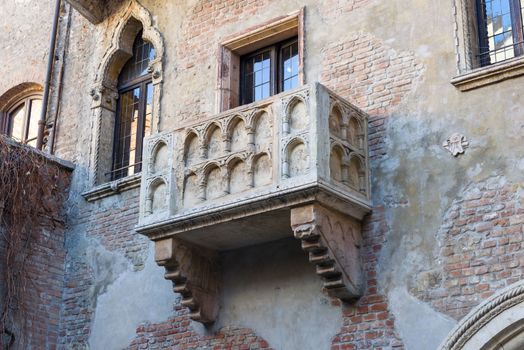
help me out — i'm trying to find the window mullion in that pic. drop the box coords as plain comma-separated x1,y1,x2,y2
23,99,31,143
511,0,524,55
111,95,122,181
0,112,5,134
270,46,277,95
135,82,147,173
240,58,246,105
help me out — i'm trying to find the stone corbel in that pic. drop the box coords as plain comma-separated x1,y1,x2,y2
290,204,364,301
154,238,220,324
66,0,105,24
148,59,163,86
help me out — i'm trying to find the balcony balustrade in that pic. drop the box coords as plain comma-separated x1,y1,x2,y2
136,83,371,323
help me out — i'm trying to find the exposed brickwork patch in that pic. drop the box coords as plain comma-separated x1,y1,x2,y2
176,0,271,122
59,259,95,348
127,304,273,350
320,32,424,161
319,0,374,20
59,190,145,348
81,191,147,269
0,158,71,349
331,207,404,349
413,177,524,320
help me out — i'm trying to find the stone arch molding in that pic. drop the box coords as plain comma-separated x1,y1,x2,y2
440,280,524,350
0,82,43,112
88,0,165,186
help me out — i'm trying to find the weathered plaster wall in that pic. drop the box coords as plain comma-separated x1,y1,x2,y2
216,239,343,350
0,0,54,94
55,0,523,348
2,0,523,348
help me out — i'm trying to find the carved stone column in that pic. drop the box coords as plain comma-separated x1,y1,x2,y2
89,83,119,186
154,238,220,324
290,204,364,301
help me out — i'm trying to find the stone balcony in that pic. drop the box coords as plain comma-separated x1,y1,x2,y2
136,83,372,323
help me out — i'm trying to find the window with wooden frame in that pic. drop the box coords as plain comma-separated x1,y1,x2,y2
1,94,43,148
240,38,299,105
218,10,304,112
476,0,524,66
111,31,155,180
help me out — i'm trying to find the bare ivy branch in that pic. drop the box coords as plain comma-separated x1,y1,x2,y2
0,136,67,349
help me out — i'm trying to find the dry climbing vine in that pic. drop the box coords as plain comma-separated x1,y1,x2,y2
0,136,68,349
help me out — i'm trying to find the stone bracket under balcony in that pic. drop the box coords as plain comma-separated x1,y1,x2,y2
136,83,372,324
65,0,105,24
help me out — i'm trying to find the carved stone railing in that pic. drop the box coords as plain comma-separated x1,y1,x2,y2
136,83,371,323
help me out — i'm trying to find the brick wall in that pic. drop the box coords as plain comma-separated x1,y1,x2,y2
0,148,71,349
413,176,524,320
320,31,424,161
59,189,147,347
175,0,271,122
57,1,429,348
318,28,424,350
318,0,373,20
331,207,403,349
128,304,272,350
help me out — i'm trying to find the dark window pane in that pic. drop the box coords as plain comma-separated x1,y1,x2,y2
479,0,516,65
118,31,155,87
240,37,300,105
243,49,272,104
113,87,141,179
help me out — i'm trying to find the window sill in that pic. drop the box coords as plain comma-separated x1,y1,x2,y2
452,56,524,91
82,173,141,202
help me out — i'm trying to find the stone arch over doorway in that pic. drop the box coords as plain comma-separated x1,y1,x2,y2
440,280,524,350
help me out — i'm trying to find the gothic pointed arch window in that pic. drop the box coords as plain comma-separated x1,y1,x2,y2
111,31,156,180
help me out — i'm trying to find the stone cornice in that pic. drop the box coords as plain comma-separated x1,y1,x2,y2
451,56,524,91
82,173,141,202
136,183,371,242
